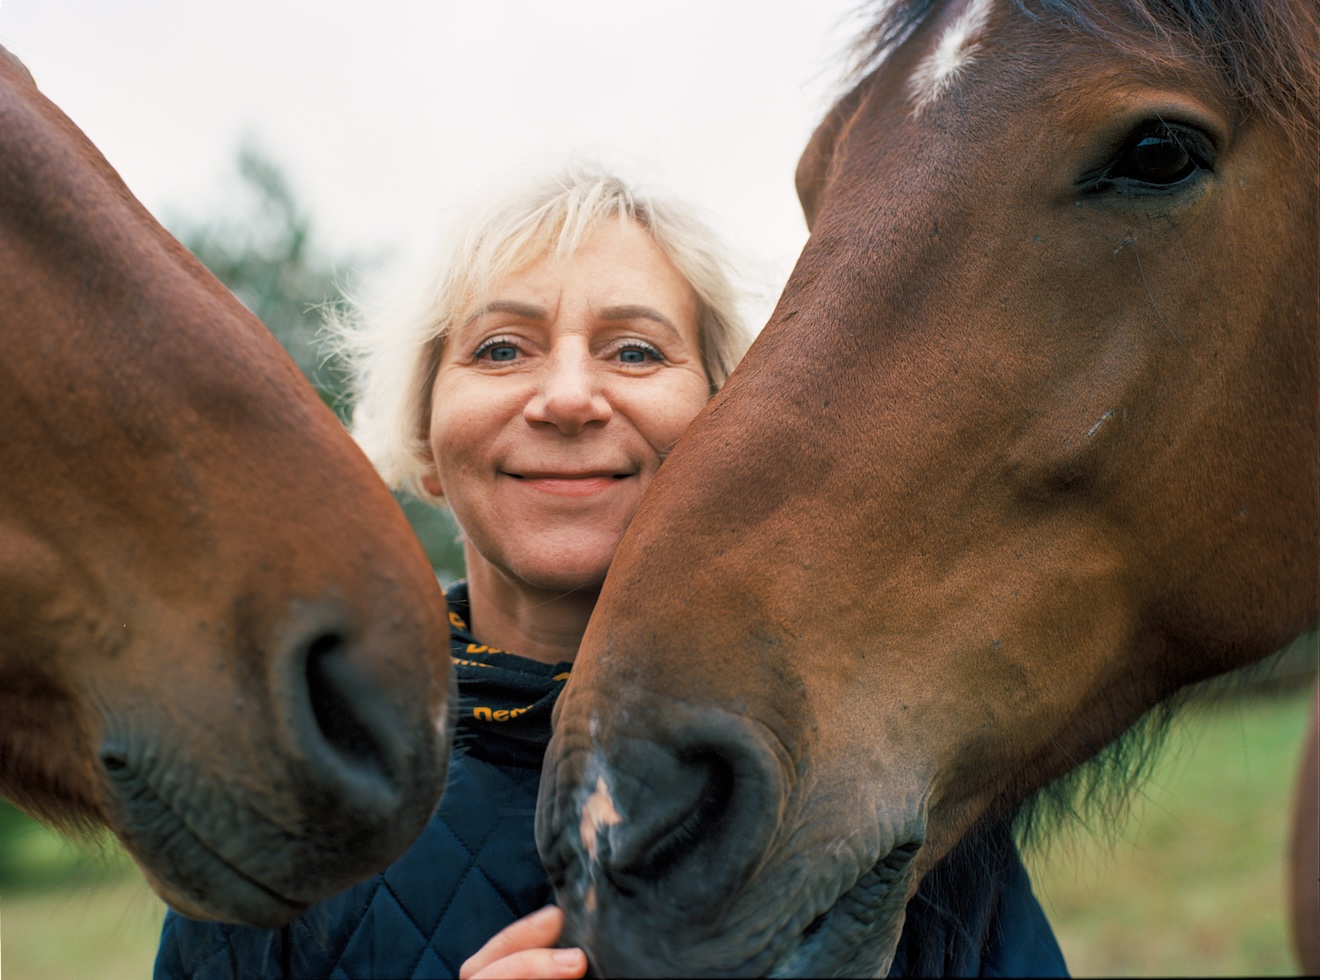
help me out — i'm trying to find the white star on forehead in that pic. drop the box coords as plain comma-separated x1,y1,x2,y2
908,0,996,115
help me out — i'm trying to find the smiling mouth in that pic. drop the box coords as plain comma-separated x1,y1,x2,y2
506,470,634,494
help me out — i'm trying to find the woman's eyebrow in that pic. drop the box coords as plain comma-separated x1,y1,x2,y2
461,300,546,326
598,305,679,338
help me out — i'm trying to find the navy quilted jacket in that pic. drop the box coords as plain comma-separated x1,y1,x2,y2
155,583,1067,979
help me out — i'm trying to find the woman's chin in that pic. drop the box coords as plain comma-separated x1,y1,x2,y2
497,536,623,595
518,565,607,595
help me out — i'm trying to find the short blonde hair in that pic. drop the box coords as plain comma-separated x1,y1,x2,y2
330,165,754,505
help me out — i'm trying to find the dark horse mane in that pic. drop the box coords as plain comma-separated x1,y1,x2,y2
830,0,1318,967
849,0,1320,154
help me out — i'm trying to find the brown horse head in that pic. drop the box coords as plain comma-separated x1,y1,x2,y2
0,46,452,926
539,0,1319,974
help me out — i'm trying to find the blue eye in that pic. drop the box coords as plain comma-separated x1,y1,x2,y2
474,339,519,362
616,342,663,364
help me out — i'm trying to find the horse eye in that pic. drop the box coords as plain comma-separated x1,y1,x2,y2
1110,123,1207,186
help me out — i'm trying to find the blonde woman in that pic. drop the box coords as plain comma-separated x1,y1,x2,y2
155,165,752,979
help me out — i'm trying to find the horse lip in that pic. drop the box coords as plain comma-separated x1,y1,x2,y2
99,740,315,923
125,793,311,926
767,836,923,979
139,834,310,927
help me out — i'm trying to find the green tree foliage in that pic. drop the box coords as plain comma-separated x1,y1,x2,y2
171,142,352,416
170,142,464,579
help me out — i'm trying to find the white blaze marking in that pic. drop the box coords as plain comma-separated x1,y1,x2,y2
908,0,996,115
579,775,622,863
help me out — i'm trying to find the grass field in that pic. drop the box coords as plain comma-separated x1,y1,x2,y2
0,819,166,980
1,679,1313,978
1028,679,1314,976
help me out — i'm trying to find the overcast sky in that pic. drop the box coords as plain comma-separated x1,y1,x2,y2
1,1,868,327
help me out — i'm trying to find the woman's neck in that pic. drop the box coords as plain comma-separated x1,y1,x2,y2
462,545,598,665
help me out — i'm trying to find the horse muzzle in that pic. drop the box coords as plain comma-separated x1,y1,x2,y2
97,602,454,926
537,700,922,977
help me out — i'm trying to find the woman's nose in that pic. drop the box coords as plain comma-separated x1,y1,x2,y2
524,349,613,433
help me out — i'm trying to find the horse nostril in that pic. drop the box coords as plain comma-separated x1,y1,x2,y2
619,750,736,882
582,722,782,908
300,630,396,789
101,752,129,774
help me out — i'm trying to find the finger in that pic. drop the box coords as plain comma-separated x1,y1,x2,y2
468,947,588,980
460,906,565,979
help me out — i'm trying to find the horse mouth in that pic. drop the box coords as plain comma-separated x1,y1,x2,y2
101,748,318,926
135,830,310,927
765,838,922,979
559,833,924,978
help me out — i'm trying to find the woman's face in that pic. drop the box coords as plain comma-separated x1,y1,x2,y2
424,219,710,594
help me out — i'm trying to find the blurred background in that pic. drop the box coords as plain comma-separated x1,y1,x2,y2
0,1,1316,976
1,0,870,332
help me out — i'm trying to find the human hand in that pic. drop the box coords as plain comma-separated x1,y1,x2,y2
459,905,588,980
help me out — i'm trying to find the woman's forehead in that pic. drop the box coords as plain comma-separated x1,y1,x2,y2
459,220,695,320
